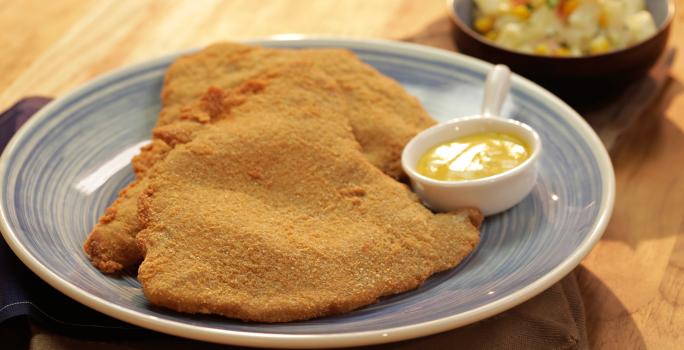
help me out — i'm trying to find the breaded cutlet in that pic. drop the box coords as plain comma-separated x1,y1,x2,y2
136,65,481,322
84,43,436,273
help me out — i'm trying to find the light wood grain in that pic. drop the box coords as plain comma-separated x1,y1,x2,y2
1,0,683,348
577,10,684,349
0,0,444,110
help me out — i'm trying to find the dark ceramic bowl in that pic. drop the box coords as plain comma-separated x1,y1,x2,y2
447,0,675,101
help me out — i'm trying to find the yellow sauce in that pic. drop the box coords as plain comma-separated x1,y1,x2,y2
417,132,530,181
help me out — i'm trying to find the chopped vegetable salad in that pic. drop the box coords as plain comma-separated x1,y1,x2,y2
473,0,657,56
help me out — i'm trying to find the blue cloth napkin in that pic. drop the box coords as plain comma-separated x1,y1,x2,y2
0,98,143,335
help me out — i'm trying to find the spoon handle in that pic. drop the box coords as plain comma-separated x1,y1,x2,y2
481,64,511,118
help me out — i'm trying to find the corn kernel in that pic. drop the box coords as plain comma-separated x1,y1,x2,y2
556,47,572,56
533,44,551,55
474,16,494,33
485,31,498,41
589,36,612,54
511,5,530,19
561,0,579,17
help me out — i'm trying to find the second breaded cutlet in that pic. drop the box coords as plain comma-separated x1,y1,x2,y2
84,43,436,273
136,64,481,322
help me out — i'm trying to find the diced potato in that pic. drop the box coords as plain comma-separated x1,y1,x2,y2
626,10,657,43
518,44,534,54
560,28,592,52
496,22,525,49
622,0,644,15
564,1,601,48
493,14,523,31
528,6,561,37
606,26,628,48
497,1,512,13
568,1,600,32
601,0,626,28
474,0,503,16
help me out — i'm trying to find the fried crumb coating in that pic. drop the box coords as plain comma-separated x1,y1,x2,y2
85,43,437,274
136,65,480,321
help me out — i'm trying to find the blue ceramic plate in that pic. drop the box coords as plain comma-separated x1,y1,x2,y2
0,38,614,348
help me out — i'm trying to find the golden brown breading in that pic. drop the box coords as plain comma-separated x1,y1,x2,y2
85,43,436,273
83,86,253,273
83,178,147,273
133,42,435,178
301,49,436,178
137,66,480,322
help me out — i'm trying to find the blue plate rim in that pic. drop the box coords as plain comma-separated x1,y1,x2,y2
0,36,616,348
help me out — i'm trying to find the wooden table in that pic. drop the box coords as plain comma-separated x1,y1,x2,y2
1,0,682,348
